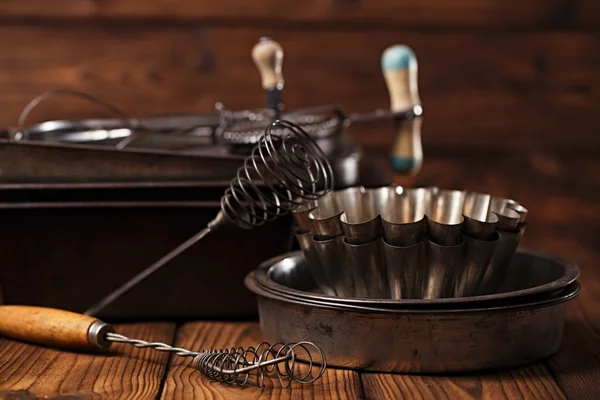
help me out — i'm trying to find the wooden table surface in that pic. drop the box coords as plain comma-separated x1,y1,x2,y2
0,319,584,400
0,228,598,399
0,0,598,396
0,152,599,400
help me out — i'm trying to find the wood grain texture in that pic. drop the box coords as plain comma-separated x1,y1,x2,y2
361,363,565,399
0,26,598,151
519,226,600,400
160,322,363,399
0,0,570,28
0,322,174,399
0,306,99,349
548,299,600,400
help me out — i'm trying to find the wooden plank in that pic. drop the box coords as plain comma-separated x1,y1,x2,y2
0,0,567,28
361,363,565,399
519,224,600,400
548,298,600,400
0,322,175,399
161,322,363,399
0,26,598,152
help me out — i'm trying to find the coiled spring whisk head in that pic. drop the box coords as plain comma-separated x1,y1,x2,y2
106,332,327,388
193,341,326,388
221,119,334,229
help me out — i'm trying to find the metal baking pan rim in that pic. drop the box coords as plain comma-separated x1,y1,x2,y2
254,250,580,306
27,118,134,134
0,180,234,190
246,269,580,315
26,115,218,134
0,139,245,161
0,201,221,209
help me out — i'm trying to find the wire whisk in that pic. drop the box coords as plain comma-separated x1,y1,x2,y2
222,119,333,229
84,119,334,316
194,342,326,387
106,332,326,387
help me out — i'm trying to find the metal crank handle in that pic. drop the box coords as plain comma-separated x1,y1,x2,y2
252,37,284,115
381,45,423,175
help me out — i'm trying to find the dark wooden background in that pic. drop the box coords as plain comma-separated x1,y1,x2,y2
1,0,598,153
1,3,600,398
1,0,598,249
2,1,596,218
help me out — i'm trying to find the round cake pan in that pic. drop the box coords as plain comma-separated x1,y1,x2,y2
254,249,579,307
245,252,580,373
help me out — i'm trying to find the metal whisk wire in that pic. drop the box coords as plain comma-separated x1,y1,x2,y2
84,119,334,316
105,332,326,387
193,341,326,387
222,119,333,229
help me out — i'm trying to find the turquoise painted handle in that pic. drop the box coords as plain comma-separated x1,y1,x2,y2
391,155,419,173
381,45,415,72
381,44,423,175
381,45,420,111
389,118,423,175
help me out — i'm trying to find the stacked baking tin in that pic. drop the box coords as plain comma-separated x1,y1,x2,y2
245,186,581,373
0,181,293,319
293,186,527,300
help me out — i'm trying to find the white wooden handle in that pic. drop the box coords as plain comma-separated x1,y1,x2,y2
382,45,423,175
381,45,420,112
390,118,423,175
252,37,284,90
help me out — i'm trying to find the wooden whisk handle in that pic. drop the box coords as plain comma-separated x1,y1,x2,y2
0,306,113,349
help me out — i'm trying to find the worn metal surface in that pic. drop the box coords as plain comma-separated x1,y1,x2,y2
293,185,534,299
340,212,381,245
0,137,360,186
426,216,464,246
294,229,334,296
478,228,525,295
251,250,580,306
343,238,387,298
382,240,423,299
251,283,577,373
0,139,243,182
454,233,498,297
20,114,218,145
421,239,466,299
381,217,426,247
311,235,348,297
463,214,498,240
246,251,580,372
0,181,294,319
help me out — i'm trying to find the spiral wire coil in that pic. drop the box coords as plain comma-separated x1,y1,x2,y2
222,119,334,229
193,342,326,387
106,333,326,387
